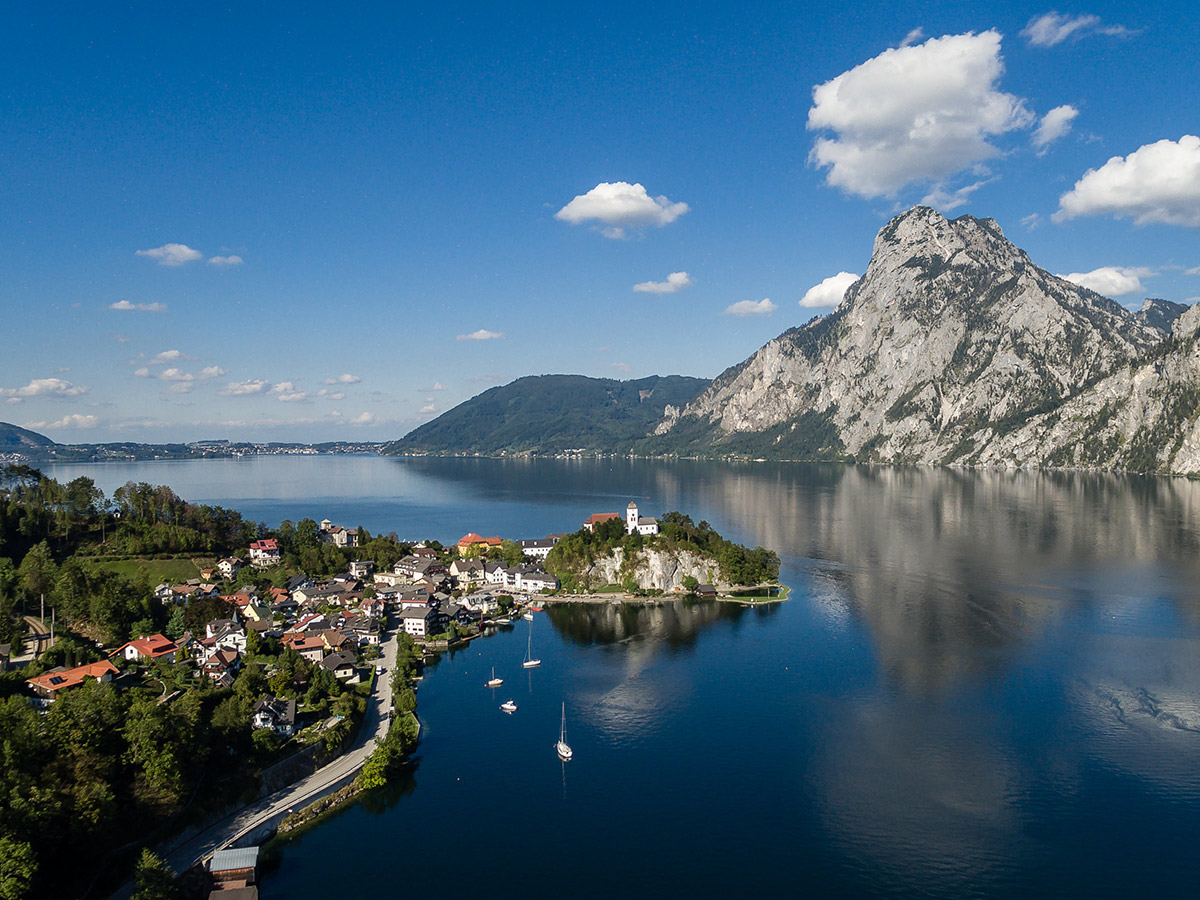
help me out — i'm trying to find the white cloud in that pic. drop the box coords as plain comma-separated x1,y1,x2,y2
324,373,362,385
208,255,243,266
807,31,1033,198
270,382,307,402
555,182,690,238
1186,266,1200,277
110,300,167,312
315,389,346,400
137,363,225,387
419,403,437,414
1021,213,1043,230
456,329,506,341
724,298,778,317
0,377,89,399
1054,136,1200,227
610,362,633,373
351,412,376,425
1021,12,1131,47
900,28,925,47
1033,104,1079,151
1059,266,1154,297
136,243,203,266
5,397,21,405
633,271,693,294
800,272,860,309
218,379,270,397
24,413,99,430
430,382,446,391
920,178,992,212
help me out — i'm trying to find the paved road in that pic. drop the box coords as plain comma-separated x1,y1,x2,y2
122,630,400,891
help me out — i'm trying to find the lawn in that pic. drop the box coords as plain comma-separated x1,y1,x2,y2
95,557,204,584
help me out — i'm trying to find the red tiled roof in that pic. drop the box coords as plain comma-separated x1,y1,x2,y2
585,513,620,525
27,660,119,693
112,633,178,659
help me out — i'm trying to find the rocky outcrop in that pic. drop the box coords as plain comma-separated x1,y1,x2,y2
578,547,717,591
653,206,1200,473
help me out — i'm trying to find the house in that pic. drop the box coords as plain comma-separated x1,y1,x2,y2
207,620,248,655
252,697,297,736
320,629,356,654
401,606,448,638
625,501,659,535
456,533,502,556
248,539,280,568
460,592,500,614
319,520,359,548
515,569,559,592
449,558,485,585
201,648,241,685
395,588,434,610
349,560,374,579
359,595,386,620
411,546,439,559
285,573,314,593
319,650,358,682
209,846,259,891
27,660,119,700
484,561,510,587
518,537,558,559
217,556,243,580
583,512,620,532
112,633,179,664
282,634,326,662
252,696,296,736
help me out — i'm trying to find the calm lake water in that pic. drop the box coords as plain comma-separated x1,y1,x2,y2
49,456,1200,898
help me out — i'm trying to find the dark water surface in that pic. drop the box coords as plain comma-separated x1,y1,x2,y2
49,457,1200,897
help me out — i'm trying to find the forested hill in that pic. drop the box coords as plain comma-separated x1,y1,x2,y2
0,421,56,450
384,374,710,455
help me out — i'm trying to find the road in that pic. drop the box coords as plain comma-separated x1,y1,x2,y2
107,629,400,895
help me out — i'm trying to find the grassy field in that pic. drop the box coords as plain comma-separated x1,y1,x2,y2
94,557,204,584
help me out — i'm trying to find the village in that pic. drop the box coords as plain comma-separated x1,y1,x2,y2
6,501,725,899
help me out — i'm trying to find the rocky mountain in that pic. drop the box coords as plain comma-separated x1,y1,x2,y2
385,374,709,455
651,207,1200,473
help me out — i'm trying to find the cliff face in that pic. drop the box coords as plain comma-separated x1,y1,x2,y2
579,547,717,591
655,206,1200,473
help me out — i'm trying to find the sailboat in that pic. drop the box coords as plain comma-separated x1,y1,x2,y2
522,618,541,669
500,699,518,713
556,702,573,761
486,667,503,688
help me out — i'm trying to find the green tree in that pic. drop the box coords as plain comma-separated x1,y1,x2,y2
130,848,180,900
681,575,699,593
0,836,37,900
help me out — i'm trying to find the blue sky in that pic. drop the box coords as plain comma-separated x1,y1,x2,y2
2,1,1198,442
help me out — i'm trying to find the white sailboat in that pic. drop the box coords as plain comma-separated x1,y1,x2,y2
500,699,518,713
556,702,573,761
522,618,541,669
486,666,503,688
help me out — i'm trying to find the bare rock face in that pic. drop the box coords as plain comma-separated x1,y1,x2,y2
656,206,1200,473
580,547,716,591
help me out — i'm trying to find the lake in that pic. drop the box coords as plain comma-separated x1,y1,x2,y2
49,456,1200,898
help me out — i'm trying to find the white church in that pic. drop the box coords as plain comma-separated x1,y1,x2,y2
626,501,659,536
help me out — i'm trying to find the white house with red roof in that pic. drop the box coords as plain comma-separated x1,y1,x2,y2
249,538,280,568
112,633,179,663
